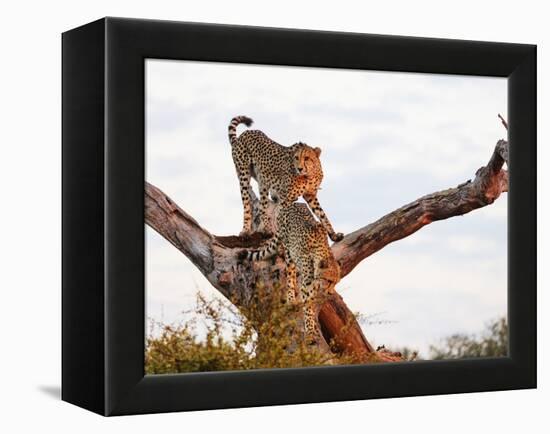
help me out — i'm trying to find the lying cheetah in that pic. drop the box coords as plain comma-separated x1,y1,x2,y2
228,116,343,242
241,202,341,344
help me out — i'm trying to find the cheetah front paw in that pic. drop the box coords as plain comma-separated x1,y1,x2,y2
330,232,344,242
239,229,254,238
258,220,274,236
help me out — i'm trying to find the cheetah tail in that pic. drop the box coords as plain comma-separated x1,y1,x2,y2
245,235,278,262
228,116,253,145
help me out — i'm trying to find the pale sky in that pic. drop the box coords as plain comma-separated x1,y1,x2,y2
145,59,507,357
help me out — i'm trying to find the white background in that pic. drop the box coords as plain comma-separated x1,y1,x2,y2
0,1,546,432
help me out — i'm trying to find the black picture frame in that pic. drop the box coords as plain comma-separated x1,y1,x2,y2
62,17,536,416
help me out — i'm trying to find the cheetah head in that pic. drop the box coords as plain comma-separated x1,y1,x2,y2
292,143,323,178
317,257,341,293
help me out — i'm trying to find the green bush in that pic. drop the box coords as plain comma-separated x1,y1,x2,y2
429,317,508,360
145,291,361,374
145,291,507,373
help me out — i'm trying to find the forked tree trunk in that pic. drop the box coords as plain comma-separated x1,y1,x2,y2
145,137,508,362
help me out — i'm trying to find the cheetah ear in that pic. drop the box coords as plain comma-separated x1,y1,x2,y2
314,147,322,157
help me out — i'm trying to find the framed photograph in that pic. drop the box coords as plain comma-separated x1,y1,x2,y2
62,17,536,416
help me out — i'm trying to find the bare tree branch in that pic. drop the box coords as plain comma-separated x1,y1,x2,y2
332,139,508,277
145,181,374,357
145,137,508,361
498,113,509,131
146,183,214,275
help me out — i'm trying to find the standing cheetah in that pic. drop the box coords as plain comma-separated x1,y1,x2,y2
241,202,341,344
228,116,343,242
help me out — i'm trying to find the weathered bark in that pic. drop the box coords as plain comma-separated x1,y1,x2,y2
146,182,374,357
145,138,508,361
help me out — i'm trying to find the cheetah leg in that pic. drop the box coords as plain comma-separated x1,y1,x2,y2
300,262,322,344
284,252,297,305
258,182,271,233
304,193,344,242
234,163,253,235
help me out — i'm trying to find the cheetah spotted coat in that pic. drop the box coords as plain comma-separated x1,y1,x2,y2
228,115,343,242
243,202,341,343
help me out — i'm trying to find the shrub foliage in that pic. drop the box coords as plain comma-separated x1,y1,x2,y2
145,289,508,373
429,317,508,359
145,290,363,374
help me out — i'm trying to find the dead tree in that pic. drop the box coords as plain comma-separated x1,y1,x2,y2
145,136,508,362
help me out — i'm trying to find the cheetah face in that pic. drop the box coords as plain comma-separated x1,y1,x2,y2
293,144,322,177
317,278,338,295
317,258,341,293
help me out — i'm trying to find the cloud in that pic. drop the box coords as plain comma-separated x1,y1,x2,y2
340,249,506,355
446,235,498,255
